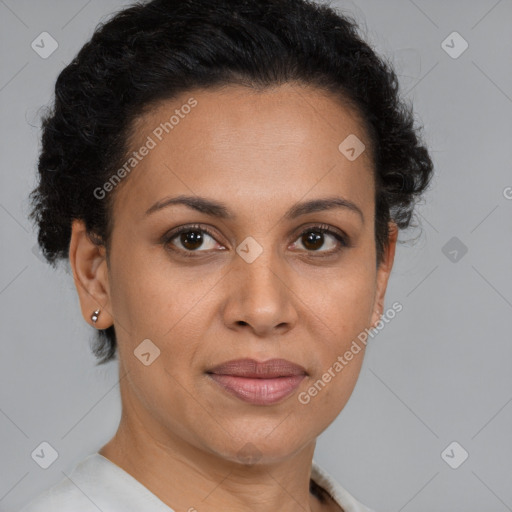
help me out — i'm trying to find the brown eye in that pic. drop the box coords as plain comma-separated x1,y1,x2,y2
291,225,348,254
178,230,205,251
301,231,324,251
163,224,223,255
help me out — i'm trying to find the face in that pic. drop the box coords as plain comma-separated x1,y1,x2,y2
70,83,396,465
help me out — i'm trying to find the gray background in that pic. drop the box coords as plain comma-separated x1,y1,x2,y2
1,0,511,511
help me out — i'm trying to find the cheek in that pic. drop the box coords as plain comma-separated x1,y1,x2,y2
108,249,216,380
298,305,369,427
107,240,191,336
298,356,364,436
296,263,375,412
303,260,377,338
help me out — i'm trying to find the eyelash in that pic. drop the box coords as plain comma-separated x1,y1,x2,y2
162,223,349,259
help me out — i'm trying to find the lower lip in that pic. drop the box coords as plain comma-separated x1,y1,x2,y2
207,374,306,405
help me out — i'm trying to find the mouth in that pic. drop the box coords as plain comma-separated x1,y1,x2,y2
205,358,307,405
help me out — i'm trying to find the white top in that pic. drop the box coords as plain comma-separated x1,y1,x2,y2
19,453,375,512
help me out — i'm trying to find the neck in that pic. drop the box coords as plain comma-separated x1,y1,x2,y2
99,384,327,512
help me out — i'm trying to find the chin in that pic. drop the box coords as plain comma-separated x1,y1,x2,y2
206,432,309,468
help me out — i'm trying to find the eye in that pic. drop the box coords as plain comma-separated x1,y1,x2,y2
290,224,348,254
162,223,349,259
163,224,225,256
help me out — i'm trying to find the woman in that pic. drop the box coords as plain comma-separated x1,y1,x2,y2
24,0,434,510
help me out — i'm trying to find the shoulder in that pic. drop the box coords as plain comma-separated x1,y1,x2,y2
18,476,97,512
311,460,376,512
18,453,175,512
19,454,117,512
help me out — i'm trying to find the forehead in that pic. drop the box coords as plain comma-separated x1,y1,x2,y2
113,84,375,222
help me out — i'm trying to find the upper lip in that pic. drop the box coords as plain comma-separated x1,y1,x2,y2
206,358,308,378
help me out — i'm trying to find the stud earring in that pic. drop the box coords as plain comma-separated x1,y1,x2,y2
91,309,101,323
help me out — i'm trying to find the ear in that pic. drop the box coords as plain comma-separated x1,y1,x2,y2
370,222,398,329
69,219,114,330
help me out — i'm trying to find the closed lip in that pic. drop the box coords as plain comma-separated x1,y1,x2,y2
206,358,308,378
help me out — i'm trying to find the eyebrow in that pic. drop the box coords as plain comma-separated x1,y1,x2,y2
145,194,364,223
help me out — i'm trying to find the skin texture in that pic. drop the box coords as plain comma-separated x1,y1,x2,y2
69,83,398,512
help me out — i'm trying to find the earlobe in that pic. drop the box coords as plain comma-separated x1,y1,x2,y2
69,219,114,330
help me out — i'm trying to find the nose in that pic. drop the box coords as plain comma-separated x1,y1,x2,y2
221,248,299,338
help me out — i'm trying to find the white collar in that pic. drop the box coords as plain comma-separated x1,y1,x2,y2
311,459,375,512
21,453,375,512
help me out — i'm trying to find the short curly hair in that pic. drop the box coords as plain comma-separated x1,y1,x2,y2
29,0,434,365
